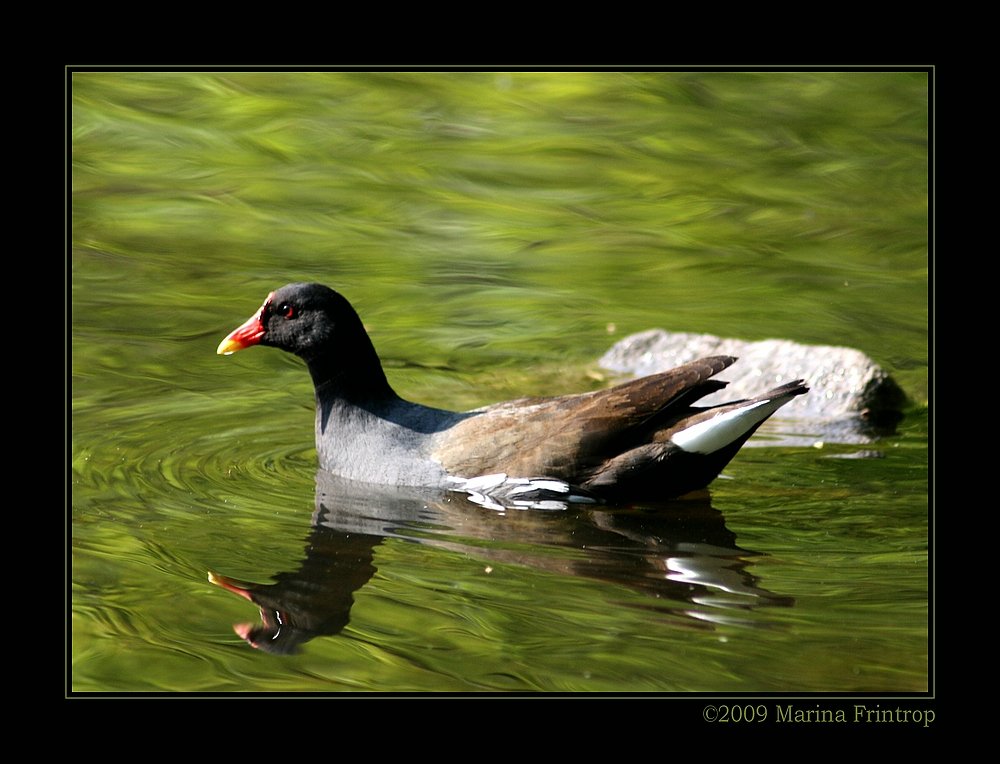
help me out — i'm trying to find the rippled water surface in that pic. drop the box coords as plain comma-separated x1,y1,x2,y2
71,70,929,693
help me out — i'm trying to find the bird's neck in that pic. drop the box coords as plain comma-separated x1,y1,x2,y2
301,324,401,408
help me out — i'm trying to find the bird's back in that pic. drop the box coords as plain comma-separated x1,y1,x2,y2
431,356,737,483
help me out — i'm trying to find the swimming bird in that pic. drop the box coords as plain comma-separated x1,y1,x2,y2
218,283,807,503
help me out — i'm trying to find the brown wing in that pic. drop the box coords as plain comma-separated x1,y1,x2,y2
432,356,736,480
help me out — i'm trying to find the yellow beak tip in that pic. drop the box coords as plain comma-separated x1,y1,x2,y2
217,338,240,356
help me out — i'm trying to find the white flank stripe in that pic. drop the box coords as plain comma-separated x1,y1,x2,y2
452,473,508,491
671,397,788,455
508,479,571,495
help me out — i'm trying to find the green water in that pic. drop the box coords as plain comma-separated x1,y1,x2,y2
70,70,929,693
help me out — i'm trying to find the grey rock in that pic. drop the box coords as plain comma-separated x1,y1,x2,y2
599,330,906,445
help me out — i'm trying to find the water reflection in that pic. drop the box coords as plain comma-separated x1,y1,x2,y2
209,471,793,654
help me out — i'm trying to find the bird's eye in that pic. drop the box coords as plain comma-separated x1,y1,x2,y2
278,303,296,319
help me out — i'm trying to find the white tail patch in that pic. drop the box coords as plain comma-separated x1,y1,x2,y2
671,397,789,455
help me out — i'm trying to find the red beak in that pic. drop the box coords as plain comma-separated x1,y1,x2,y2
207,570,257,602
217,293,272,355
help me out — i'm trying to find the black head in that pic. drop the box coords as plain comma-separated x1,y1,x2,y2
218,283,390,394
218,283,362,358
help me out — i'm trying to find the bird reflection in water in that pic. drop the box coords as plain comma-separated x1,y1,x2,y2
209,471,794,654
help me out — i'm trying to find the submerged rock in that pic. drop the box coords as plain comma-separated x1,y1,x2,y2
599,330,907,445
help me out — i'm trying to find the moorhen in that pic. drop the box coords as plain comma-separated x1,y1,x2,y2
218,283,807,502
